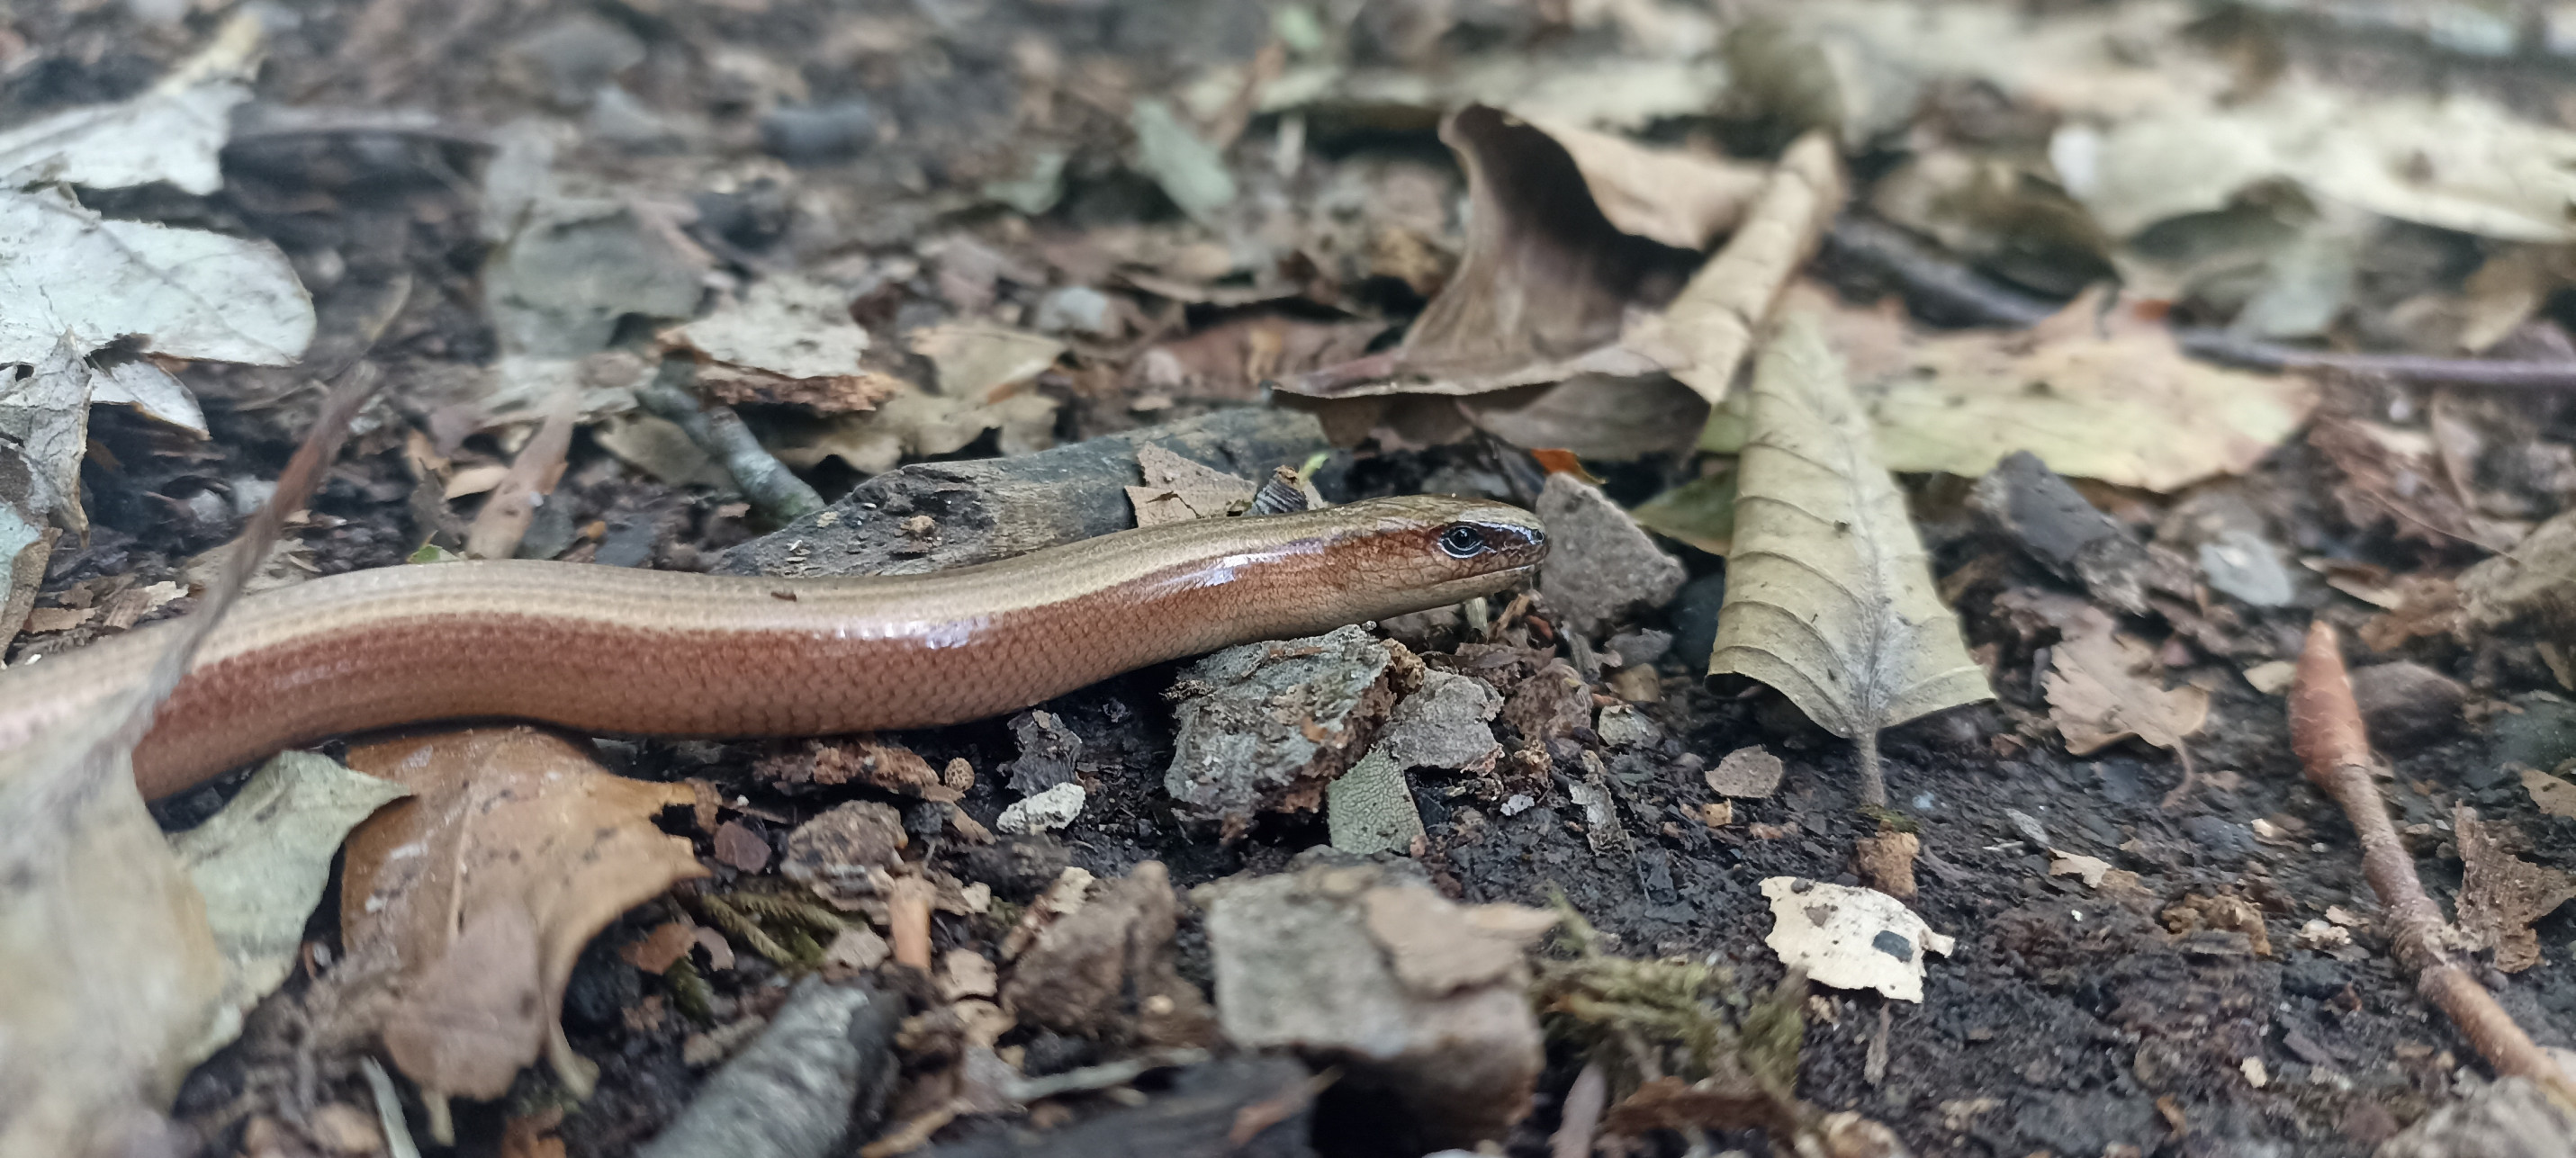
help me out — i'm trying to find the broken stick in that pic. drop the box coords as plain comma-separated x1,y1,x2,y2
2290,623,2576,1104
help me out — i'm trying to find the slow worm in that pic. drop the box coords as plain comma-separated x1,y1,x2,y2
0,495,1545,799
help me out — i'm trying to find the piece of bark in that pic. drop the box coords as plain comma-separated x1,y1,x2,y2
636,979,900,1158
1968,450,2190,616
1163,626,1420,837
1001,861,1216,1047
720,408,1329,577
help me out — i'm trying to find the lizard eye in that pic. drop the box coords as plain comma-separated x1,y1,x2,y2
1438,525,1490,559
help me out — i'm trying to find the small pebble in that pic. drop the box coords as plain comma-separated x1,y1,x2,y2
2349,661,2466,753
996,782,1086,835
761,99,881,165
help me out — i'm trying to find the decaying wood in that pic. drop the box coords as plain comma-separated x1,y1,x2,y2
2290,622,2576,1104
720,408,1329,579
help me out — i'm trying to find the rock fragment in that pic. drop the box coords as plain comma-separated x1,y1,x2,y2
1706,746,1786,798
1374,670,1502,772
1327,750,1424,856
995,783,1085,836
1001,710,1083,794
2373,1075,2576,1158
2348,661,2467,752
1197,864,1554,1148
781,802,907,901
1536,472,1685,636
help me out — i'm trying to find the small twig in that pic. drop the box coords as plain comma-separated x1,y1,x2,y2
463,380,578,560
637,359,827,524
2291,623,2576,1101
2181,329,2576,390
1829,217,2576,390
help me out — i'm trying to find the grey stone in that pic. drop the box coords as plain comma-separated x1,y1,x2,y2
1033,286,1117,337
1196,866,1548,1149
761,100,881,166
995,783,1085,835
1536,473,1684,637
510,13,645,110
1601,628,1672,668
2494,694,2576,773
1327,750,1422,856
2350,661,2468,753
588,85,684,152
2197,529,2295,607
1592,703,1662,750
1375,670,1501,772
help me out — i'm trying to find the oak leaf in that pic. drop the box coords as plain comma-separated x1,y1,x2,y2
2043,610,2209,756
341,727,707,1101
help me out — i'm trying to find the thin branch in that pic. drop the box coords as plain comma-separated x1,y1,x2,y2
1828,217,2576,390
2292,623,2576,1102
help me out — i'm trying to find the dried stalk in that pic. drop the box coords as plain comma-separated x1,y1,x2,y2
2291,623,2576,1102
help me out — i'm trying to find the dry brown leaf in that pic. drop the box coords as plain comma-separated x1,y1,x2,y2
2462,506,2576,633
2522,767,2576,820
1708,313,1992,806
1278,104,1696,398
1707,289,2319,494
2454,806,2576,974
1456,375,1711,462
908,322,1066,400
2042,606,2209,756
1624,133,1844,404
2311,417,2522,552
1520,115,1770,251
341,727,707,1100
464,381,579,561
767,385,1058,478
1131,314,1382,402
1276,114,1839,407
1125,444,1257,527
662,275,890,414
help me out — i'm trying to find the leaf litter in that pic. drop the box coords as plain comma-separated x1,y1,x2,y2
335,727,706,1117
19,1,2576,1153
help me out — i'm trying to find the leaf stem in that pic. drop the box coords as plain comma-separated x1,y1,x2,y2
1854,730,1886,810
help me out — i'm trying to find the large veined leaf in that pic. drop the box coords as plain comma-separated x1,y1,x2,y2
1707,312,1991,807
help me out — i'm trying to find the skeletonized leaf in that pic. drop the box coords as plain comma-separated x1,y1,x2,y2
1707,312,1991,805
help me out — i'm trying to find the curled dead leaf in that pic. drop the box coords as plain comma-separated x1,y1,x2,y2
341,727,707,1100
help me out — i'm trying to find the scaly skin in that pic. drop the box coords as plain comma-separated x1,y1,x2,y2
0,495,1545,799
